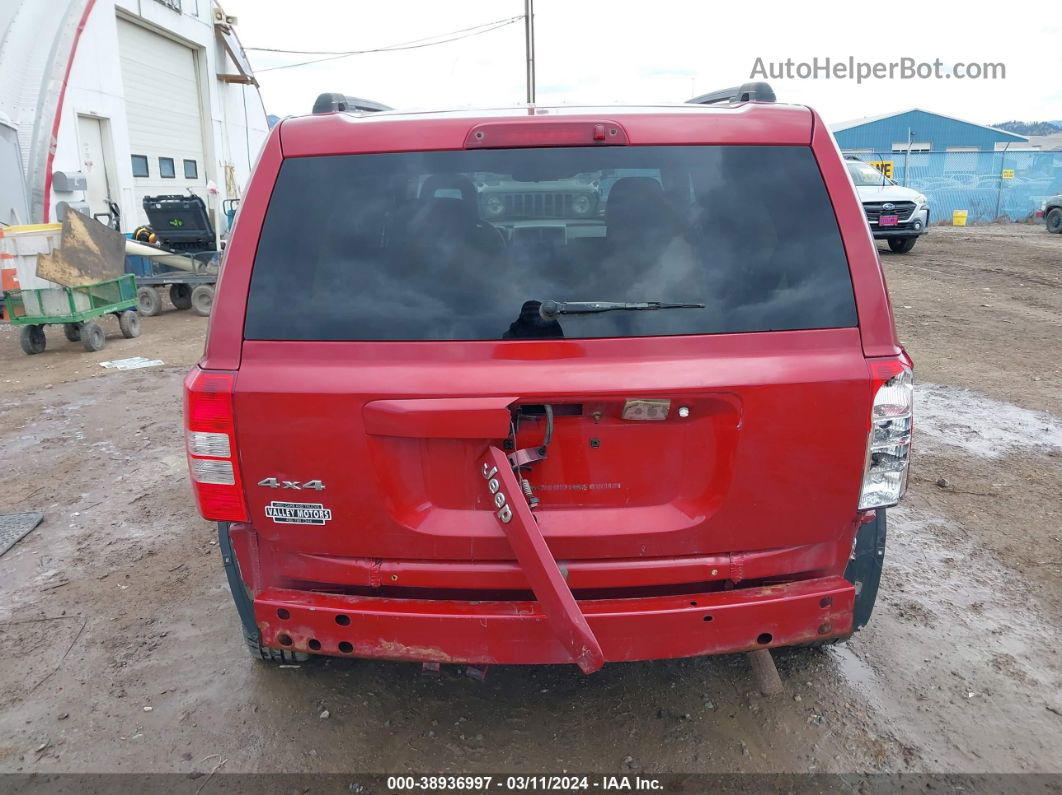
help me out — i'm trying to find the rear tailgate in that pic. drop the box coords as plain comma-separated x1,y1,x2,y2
235,330,869,562
224,116,883,581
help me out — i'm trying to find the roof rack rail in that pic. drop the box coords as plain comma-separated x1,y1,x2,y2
312,93,392,114
686,81,776,106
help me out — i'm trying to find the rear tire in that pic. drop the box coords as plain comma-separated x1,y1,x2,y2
169,283,192,310
137,286,162,316
1047,208,1062,234
19,325,46,355
117,310,141,338
190,284,214,317
80,320,106,352
887,237,917,253
63,323,81,342
246,632,310,663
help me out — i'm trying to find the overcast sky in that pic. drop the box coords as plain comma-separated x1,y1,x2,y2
223,0,1062,125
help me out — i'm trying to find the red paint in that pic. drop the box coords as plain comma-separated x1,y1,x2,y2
809,111,901,358
202,127,282,370
232,330,869,562
252,576,855,664
478,445,604,673
278,104,814,158
190,102,909,669
41,0,96,223
363,397,516,439
254,538,849,593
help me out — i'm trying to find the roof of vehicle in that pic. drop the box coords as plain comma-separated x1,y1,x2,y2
301,101,806,120
277,102,818,157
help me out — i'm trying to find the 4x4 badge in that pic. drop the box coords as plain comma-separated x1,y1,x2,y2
257,477,325,490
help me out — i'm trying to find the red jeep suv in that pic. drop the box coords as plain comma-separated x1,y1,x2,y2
184,85,912,672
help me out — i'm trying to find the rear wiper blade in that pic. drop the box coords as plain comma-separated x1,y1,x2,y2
538,300,705,320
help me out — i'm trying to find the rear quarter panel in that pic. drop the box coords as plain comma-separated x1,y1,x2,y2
202,125,283,371
809,112,901,357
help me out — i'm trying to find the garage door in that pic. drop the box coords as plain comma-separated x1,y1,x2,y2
117,18,207,227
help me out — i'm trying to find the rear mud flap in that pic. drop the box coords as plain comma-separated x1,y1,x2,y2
479,446,605,673
218,521,260,644
844,508,887,630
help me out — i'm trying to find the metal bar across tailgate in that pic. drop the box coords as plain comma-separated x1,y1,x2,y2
478,445,605,673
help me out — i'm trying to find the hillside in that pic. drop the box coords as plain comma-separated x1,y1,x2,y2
992,120,1062,136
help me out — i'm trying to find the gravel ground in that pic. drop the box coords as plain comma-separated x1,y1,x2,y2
0,226,1060,777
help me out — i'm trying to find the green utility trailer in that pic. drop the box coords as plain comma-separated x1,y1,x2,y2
3,274,141,355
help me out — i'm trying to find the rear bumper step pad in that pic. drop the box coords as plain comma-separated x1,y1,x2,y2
252,575,854,666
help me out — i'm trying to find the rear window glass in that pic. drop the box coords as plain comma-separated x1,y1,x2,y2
245,145,856,341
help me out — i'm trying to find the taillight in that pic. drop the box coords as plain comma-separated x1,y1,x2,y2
859,356,914,510
184,368,247,522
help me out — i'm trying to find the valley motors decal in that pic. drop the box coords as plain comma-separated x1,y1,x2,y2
265,501,332,525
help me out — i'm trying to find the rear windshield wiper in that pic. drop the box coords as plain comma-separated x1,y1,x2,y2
538,300,705,320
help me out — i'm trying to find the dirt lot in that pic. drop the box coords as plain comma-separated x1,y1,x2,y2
0,226,1060,778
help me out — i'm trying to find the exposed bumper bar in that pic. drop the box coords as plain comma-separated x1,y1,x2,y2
475,445,603,672
253,575,854,666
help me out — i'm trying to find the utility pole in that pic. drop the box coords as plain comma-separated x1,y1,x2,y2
995,141,1012,220
524,0,535,104
903,127,915,187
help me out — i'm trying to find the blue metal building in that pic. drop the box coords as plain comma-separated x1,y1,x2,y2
827,109,1062,223
830,109,1028,153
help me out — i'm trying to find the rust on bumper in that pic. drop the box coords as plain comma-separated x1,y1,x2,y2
253,575,854,667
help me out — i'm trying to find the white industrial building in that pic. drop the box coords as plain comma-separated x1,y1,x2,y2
0,0,268,239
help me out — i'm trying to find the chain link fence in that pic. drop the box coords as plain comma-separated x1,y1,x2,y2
844,149,1062,224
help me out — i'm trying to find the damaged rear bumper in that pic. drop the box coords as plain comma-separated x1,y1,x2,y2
251,576,854,665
